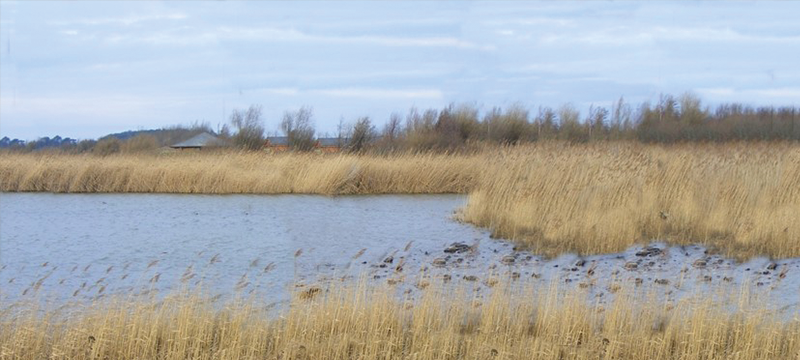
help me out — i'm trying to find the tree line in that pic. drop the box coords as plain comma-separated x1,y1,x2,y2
3,93,798,154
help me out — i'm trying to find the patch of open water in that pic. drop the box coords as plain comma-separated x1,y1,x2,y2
0,193,797,315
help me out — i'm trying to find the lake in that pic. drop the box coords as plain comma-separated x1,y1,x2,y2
1,193,797,313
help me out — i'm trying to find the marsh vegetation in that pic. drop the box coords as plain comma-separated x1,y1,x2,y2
2,142,797,259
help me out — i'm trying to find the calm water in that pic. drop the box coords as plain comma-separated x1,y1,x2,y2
0,193,504,304
1,193,797,313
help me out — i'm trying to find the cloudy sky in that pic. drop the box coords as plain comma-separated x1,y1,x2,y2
1,1,799,140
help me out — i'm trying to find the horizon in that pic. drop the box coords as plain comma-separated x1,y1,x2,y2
2,1,799,141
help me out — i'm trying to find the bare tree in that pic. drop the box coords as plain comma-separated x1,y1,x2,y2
383,112,403,142
280,106,316,151
230,104,265,150
347,116,376,153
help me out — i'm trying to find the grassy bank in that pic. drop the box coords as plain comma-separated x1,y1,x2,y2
2,281,798,360
0,151,481,195
1,142,798,258
460,142,800,259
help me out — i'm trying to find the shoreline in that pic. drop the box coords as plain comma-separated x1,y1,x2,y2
2,142,798,259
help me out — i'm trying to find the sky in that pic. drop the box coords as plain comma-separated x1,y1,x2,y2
1,1,799,140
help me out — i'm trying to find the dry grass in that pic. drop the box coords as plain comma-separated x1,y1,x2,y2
0,150,482,195
460,142,800,259
1,280,798,360
1,142,798,258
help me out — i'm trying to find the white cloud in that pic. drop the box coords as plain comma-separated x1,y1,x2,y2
313,88,443,99
537,26,800,46
52,13,188,27
262,88,299,96
695,87,800,103
99,25,492,50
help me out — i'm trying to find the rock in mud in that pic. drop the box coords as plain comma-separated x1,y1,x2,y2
501,255,515,265
383,256,394,264
444,242,471,254
624,261,638,270
432,258,447,267
463,275,478,281
654,279,670,285
767,262,778,270
692,259,707,269
575,259,586,267
635,247,663,257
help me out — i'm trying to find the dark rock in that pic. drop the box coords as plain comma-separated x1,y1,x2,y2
635,247,663,257
463,275,478,281
575,259,586,267
501,255,515,265
692,259,707,269
444,243,471,254
767,263,778,270
654,279,670,285
384,256,394,264
432,258,447,267
624,262,638,270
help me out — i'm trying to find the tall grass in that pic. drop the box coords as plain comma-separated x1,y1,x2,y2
2,280,798,359
1,142,798,258
0,151,481,195
460,142,800,259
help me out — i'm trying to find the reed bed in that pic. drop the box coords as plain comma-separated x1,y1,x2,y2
1,142,798,258
0,151,482,195
460,142,800,259
1,280,798,360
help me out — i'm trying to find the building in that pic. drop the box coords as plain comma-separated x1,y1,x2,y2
170,132,226,150
315,137,344,153
264,136,290,152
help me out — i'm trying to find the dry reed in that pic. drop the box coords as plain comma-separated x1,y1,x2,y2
460,142,800,259
0,151,481,195
1,142,798,258
1,280,798,359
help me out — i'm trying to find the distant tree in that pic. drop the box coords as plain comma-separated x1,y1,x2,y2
557,104,588,142
121,134,159,153
375,112,404,152
535,106,558,140
230,104,266,150
93,138,121,156
280,106,316,151
347,116,376,153
383,112,403,142
587,105,609,140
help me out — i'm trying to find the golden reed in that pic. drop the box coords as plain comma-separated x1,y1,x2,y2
1,142,798,258
2,280,798,360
